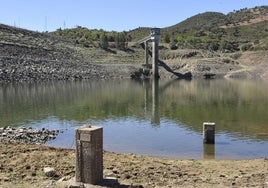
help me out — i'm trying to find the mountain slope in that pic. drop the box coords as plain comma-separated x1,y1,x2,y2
127,6,268,51
163,12,225,34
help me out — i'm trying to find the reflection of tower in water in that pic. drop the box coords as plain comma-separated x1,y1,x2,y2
151,79,160,126
203,143,215,159
143,80,150,117
142,79,160,126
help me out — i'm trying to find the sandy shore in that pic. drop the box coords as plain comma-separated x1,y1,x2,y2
0,143,267,188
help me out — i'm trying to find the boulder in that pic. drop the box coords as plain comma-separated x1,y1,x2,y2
43,167,56,177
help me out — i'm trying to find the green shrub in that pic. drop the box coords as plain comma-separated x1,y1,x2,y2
230,53,242,60
169,42,178,50
241,43,253,51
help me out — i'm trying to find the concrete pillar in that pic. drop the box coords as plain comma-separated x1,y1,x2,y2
75,125,103,185
152,37,159,78
203,122,215,144
151,28,160,79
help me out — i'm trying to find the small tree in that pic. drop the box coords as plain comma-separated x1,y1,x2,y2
169,41,178,50
99,33,109,50
209,42,219,51
164,33,170,43
115,32,127,50
241,43,252,51
220,40,239,52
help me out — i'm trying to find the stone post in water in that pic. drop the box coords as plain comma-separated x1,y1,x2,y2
75,125,103,185
203,122,215,144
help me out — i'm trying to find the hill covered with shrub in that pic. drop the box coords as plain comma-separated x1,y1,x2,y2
52,6,268,52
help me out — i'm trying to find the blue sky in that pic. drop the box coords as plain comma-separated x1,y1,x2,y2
0,0,267,32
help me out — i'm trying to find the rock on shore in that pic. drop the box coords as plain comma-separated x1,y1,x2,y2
0,126,60,144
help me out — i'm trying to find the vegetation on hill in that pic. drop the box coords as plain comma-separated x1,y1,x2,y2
162,12,226,37
51,6,268,53
221,6,268,27
52,26,131,51
160,6,268,52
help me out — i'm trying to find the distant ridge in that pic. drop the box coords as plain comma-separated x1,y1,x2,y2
163,12,225,34
128,6,268,42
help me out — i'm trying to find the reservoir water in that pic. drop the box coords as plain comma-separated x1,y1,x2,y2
0,79,267,159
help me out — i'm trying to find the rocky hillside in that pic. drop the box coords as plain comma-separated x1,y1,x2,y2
0,24,81,61
0,24,141,82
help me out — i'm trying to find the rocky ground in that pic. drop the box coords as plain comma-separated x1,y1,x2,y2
0,143,267,188
0,126,60,144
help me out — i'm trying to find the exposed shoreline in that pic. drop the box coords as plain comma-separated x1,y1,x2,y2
0,142,267,188
1,50,268,83
0,128,267,187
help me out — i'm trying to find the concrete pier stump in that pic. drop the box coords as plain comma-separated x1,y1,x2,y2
203,122,215,144
75,125,103,185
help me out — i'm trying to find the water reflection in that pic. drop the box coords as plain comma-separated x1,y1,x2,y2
151,79,160,125
0,79,268,158
203,143,215,159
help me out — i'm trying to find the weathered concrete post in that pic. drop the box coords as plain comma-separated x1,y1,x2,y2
75,125,103,185
151,28,160,79
203,122,215,144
